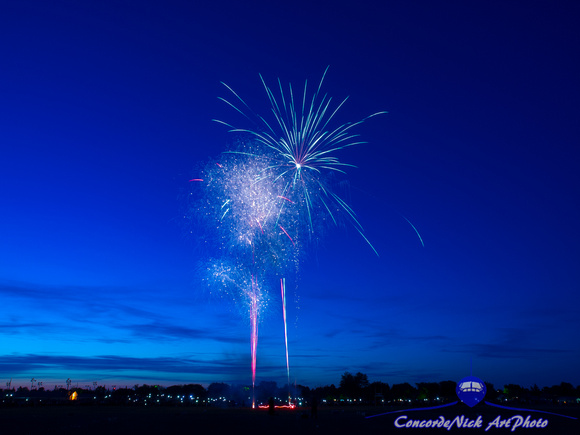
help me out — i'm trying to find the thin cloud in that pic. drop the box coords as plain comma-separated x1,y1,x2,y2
448,343,571,359
0,281,165,322
0,354,248,376
443,327,573,359
127,322,244,344
0,321,54,334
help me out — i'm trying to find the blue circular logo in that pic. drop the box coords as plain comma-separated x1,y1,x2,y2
456,376,486,407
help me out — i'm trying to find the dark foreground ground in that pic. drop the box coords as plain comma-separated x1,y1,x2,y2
1,403,578,435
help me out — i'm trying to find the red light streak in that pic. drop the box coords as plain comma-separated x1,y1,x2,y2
257,403,296,409
279,225,294,246
277,195,294,203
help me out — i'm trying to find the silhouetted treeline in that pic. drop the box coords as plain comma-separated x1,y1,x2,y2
2,373,579,408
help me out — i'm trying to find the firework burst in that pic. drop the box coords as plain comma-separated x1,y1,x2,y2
190,69,383,405
215,67,385,253
195,146,299,276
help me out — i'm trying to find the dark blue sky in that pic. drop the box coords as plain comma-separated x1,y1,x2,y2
1,0,579,390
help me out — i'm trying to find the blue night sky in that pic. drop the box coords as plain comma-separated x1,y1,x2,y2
1,1,579,390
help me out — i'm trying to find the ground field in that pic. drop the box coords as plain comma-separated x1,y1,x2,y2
0,404,578,434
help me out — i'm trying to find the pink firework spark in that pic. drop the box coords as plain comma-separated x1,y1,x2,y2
279,225,295,246
250,276,259,409
277,195,294,203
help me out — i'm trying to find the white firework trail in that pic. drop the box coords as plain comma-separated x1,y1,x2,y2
214,67,385,254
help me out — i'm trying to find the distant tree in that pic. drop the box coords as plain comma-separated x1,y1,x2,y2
416,382,439,402
135,384,160,397
557,382,575,397
165,385,182,396
339,372,369,399
503,384,527,400
230,384,250,406
484,382,498,401
438,381,456,401
296,384,310,399
184,384,207,399
276,383,302,403
543,382,576,399
208,382,231,400
390,383,417,401
368,381,390,404
256,381,278,403
312,384,339,404
111,388,133,404
355,372,369,388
